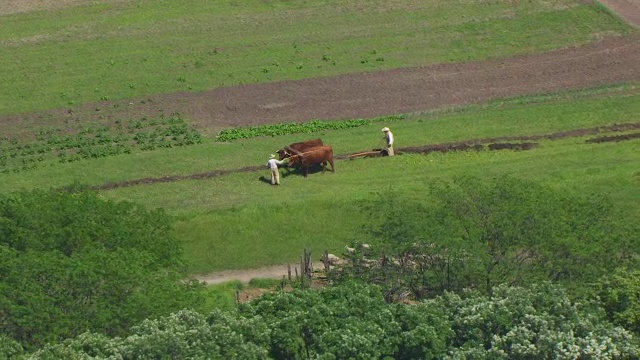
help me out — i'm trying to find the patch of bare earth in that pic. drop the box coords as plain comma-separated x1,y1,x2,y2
0,0,131,16
2,35,639,136
599,0,640,28
194,262,326,289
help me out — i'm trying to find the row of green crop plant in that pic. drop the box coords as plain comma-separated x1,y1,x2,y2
215,115,405,141
0,115,201,174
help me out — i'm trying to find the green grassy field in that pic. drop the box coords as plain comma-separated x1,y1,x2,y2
0,0,632,115
157,92,640,273
1,1,638,276
2,87,637,274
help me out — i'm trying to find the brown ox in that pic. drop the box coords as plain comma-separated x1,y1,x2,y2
287,145,335,177
277,138,324,160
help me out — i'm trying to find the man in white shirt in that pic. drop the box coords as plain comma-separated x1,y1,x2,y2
266,154,286,185
382,127,395,156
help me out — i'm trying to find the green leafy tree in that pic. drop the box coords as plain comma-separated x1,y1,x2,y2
241,282,402,359
0,334,22,359
429,176,633,293
442,283,639,359
394,299,453,359
31,310,270,359
0,187,204,350
27,282,639,359
596,269,640,336
338,176,637,300
329,194,446,301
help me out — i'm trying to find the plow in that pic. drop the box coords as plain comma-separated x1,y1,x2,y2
346,148,388,159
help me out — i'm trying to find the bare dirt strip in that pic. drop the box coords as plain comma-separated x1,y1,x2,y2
196,263,325,286
2,35,639,136
0,0,127,15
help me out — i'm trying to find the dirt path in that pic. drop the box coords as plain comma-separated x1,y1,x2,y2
194,264,294,285
195,262,326,285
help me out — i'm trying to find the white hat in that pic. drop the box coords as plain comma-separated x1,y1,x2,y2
381,127,390,132
269,154,276,159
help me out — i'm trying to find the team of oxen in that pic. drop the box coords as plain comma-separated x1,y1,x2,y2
276,138,335,177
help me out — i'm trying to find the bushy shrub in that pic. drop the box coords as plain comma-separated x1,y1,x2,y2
27,282,639,359
334,175,638,300
0,187,204,350
0,334,23,359
596,269,640,336
241,282,402,359
442,283,639,359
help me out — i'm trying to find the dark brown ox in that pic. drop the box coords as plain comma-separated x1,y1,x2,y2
277,138,324,160
287,145,335,177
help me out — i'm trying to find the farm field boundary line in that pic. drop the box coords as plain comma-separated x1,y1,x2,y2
1,35,639,134
599,0,640,28
92,122,640,191
394,122,640,153
2,0,638,25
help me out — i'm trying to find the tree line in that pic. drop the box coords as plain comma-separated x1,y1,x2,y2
16,282,640,359
0,177,638,358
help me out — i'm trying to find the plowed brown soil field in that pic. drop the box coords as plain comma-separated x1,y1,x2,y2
4,35,638,136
